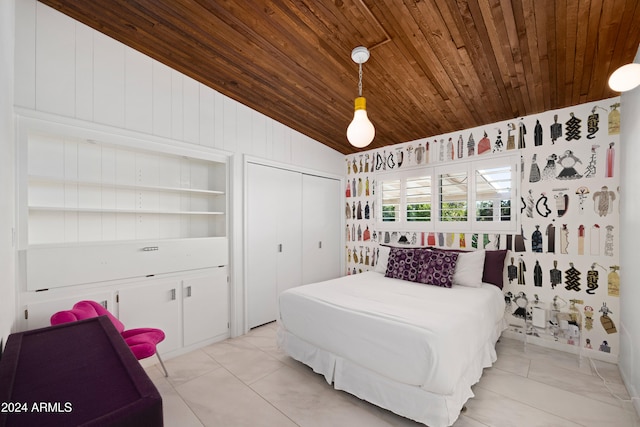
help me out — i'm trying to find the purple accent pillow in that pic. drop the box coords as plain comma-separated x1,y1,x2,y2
416,249,459,288
482,249,508,289
385,247,420,282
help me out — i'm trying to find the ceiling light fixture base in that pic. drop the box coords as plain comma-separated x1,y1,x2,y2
351,46,370,65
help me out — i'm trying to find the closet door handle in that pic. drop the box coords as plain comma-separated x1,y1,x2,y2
170,288,176,301
278,244,283,253
319,241,322,249
186,285,192,298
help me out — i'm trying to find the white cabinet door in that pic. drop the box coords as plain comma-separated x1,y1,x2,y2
246,163,302,328
302,174,341,285
183,267,229,347
117,278,182,354
24,291,114,331
247,163,280,328
275,170,302,296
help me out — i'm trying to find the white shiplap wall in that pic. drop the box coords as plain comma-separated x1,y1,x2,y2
1,0,16,346
13,0,344,336
619,46,640,415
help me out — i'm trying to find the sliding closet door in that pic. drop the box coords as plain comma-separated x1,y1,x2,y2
246,163,302,329
302,174,341,285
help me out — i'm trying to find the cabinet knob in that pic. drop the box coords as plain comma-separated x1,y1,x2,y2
186,285,192,298
278,244,283,253
170,288,176,300
319,241,322,249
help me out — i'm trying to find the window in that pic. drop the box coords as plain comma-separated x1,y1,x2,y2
438,170,467,222
378,154,518,232
381,179,400,222
406,176,431,222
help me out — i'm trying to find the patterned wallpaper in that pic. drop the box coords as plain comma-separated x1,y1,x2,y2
344,97,621,358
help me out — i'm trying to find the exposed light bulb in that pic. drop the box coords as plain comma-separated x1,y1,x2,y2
608,63,640,92
347,97,375,148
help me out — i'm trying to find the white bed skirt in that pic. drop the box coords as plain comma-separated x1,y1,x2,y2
277,317,507,427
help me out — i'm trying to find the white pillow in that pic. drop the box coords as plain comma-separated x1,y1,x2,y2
453,250,486,287
375,246,391,273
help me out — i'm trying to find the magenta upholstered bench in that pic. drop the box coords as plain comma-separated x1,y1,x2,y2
0,316,163,427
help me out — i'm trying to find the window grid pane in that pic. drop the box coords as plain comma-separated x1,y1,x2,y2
439,172,467,222
382,179,400,222
476,166,512,222
406,176,431,222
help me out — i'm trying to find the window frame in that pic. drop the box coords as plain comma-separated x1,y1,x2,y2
377,153,519,233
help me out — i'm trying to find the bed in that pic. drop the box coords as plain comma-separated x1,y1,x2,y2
277,247,507,427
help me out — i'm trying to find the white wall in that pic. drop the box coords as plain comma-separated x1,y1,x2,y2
13,0,344,336
619,46,640,414
0,0,16,349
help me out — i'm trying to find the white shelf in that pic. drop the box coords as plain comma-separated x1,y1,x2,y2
22,128,229,246
28,175,225,195
29,206,224,215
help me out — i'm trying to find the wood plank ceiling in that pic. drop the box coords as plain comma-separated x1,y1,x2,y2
39,0,640,154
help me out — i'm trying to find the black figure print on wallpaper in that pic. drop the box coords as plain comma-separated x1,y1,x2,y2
587,107,600,139
457,135,464,158
565,112,582,140
593,186,616,217
585,145,599,178
536,193,552,217
525,190,535,218
546,223,556,253
534,260,543,287
586,263,602,295
551,114,562,144
395,148,403,168
534,119,543,146
517,256,526,285
564,262,581,292
512,292,528,319
531,225,543,252
529,154,541,182
557,150,583,180
554,191,569,217
576,187,590,214
542,153,558,180
550,260,562,289
518,118,526,148
507,257,517,284
493,128,503,152
467,133,475,156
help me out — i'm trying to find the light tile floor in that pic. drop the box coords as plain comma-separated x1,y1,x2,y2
145,322,640,427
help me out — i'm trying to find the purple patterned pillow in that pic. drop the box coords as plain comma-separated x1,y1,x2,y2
384,247,420,282
416,249,459,288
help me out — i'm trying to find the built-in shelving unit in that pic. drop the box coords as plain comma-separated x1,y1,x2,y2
24,131,227,246
17,116,231,356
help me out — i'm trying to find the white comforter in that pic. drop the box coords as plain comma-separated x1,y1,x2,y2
278,271,505,395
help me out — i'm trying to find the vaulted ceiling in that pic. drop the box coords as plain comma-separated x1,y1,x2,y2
39,0,640,154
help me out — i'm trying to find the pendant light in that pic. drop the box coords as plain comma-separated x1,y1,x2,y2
608,63,640,92
347,46,375,148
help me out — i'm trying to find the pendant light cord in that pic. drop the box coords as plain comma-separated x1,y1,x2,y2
358,62,363,97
